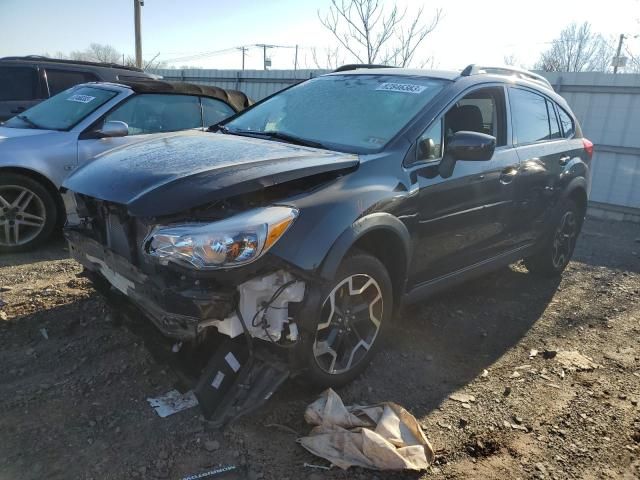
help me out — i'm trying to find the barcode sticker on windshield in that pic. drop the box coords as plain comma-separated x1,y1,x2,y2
376,82,427,94
66,94,96,103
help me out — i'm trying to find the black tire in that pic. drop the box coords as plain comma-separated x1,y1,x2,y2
301,251,393,388
0,173,58,253
524,198,582,277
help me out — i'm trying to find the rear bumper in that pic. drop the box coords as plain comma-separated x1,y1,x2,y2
65,230,236,340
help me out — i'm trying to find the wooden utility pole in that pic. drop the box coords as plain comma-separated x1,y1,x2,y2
238,46,247,70
613,34,625,74
134,0,143,68
256,44,272,70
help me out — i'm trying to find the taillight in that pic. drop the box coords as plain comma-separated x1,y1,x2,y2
582,138,594,160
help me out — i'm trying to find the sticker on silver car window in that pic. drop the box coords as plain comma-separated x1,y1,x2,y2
376,82,427,94
66,94,96,103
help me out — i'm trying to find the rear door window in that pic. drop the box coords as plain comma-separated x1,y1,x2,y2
46,69,99,95
0,66,39,101
104,94,202,135
509,88,552,145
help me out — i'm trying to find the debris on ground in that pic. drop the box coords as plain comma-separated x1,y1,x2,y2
181,465,242,480
449,393,476,404
39,327,48,340
298,388,434,470
554,350,600,371
147,389,199,418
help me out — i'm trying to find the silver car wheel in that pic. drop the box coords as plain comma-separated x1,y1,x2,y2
313,273,384,375
0,185,47,247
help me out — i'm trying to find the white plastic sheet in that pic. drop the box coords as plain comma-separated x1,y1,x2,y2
299,389,435,471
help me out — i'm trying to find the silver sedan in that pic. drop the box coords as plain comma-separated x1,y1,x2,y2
0,81,245,252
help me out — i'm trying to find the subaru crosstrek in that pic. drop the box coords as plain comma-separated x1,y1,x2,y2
62,65,593,387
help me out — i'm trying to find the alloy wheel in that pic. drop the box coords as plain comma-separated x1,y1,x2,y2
551,210,577,269
0,185,47,247
313,273,384,375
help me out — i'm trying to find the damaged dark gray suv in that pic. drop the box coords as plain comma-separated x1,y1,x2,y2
63,65,592,388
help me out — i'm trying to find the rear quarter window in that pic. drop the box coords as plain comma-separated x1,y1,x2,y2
557,107,575,138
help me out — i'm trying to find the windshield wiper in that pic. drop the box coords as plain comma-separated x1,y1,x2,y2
16,114,44,130
230,129,327,149
207,122,229,133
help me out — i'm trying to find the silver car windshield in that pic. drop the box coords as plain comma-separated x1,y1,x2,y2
4,86,118,131
225,74,448,153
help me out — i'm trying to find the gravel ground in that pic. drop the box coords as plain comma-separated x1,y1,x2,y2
0,218,639,480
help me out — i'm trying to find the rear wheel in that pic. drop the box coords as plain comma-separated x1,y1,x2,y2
302,252,393,388
524,198,581,277
0,173,57,253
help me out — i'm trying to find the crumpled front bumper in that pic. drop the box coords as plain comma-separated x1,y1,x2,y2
65,230,236,340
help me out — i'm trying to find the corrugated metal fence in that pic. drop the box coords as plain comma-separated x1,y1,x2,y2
152,68,640,216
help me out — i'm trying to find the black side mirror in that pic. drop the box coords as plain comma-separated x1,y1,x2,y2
445,131,496,161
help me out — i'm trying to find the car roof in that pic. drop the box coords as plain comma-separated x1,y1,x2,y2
325,67,460,81
0,55,145,73
76,80,253,112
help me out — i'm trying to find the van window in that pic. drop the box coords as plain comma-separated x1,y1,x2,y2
46,69,99,95
0,66,39,101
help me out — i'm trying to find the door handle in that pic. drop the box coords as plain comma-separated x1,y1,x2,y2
10,106,26,114
499,167,518,185
559,155,570,166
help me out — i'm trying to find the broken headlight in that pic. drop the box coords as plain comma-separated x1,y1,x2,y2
143,206,298,270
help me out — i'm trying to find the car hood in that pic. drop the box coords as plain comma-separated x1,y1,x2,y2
0,126,60,139
63,131,359,217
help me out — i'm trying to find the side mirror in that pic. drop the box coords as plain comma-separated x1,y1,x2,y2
445,131,496,161
97,120,129,138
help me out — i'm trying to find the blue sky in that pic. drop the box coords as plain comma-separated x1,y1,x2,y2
1,0,638,70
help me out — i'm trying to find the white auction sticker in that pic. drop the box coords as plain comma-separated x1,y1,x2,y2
376,82,427,94
66,94,96,103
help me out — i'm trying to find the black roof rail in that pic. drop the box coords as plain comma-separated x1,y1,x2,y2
461,64,553,90
332,64,396,73
0,55,145,73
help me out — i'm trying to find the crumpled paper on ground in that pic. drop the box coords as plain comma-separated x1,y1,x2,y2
298,388,434,470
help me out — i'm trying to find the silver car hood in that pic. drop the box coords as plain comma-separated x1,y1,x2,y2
0,126,61,140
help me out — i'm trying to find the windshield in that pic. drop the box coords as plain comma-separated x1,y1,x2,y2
225,74,447,153
4,85,118,131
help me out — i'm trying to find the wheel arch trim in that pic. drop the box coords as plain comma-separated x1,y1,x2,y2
318,212,411,283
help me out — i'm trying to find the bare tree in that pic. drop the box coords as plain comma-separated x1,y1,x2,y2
68,43,121,63
318,0,442,67
503,54,518,66
310,46,344,70
535,22,614,72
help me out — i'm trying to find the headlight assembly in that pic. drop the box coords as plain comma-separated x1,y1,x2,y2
143,206,298,270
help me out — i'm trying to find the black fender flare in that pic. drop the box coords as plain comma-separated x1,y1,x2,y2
318,212,411,281
560,176,587,203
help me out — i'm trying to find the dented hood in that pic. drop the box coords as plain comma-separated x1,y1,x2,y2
63,131,358,217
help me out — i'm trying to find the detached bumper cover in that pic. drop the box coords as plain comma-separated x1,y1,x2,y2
66,230,236,340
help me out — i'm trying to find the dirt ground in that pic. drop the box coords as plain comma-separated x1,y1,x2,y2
1,217,639,480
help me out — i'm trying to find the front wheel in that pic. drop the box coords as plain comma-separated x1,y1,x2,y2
0,173,58,253
524,198,582,277
301,252,393,388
